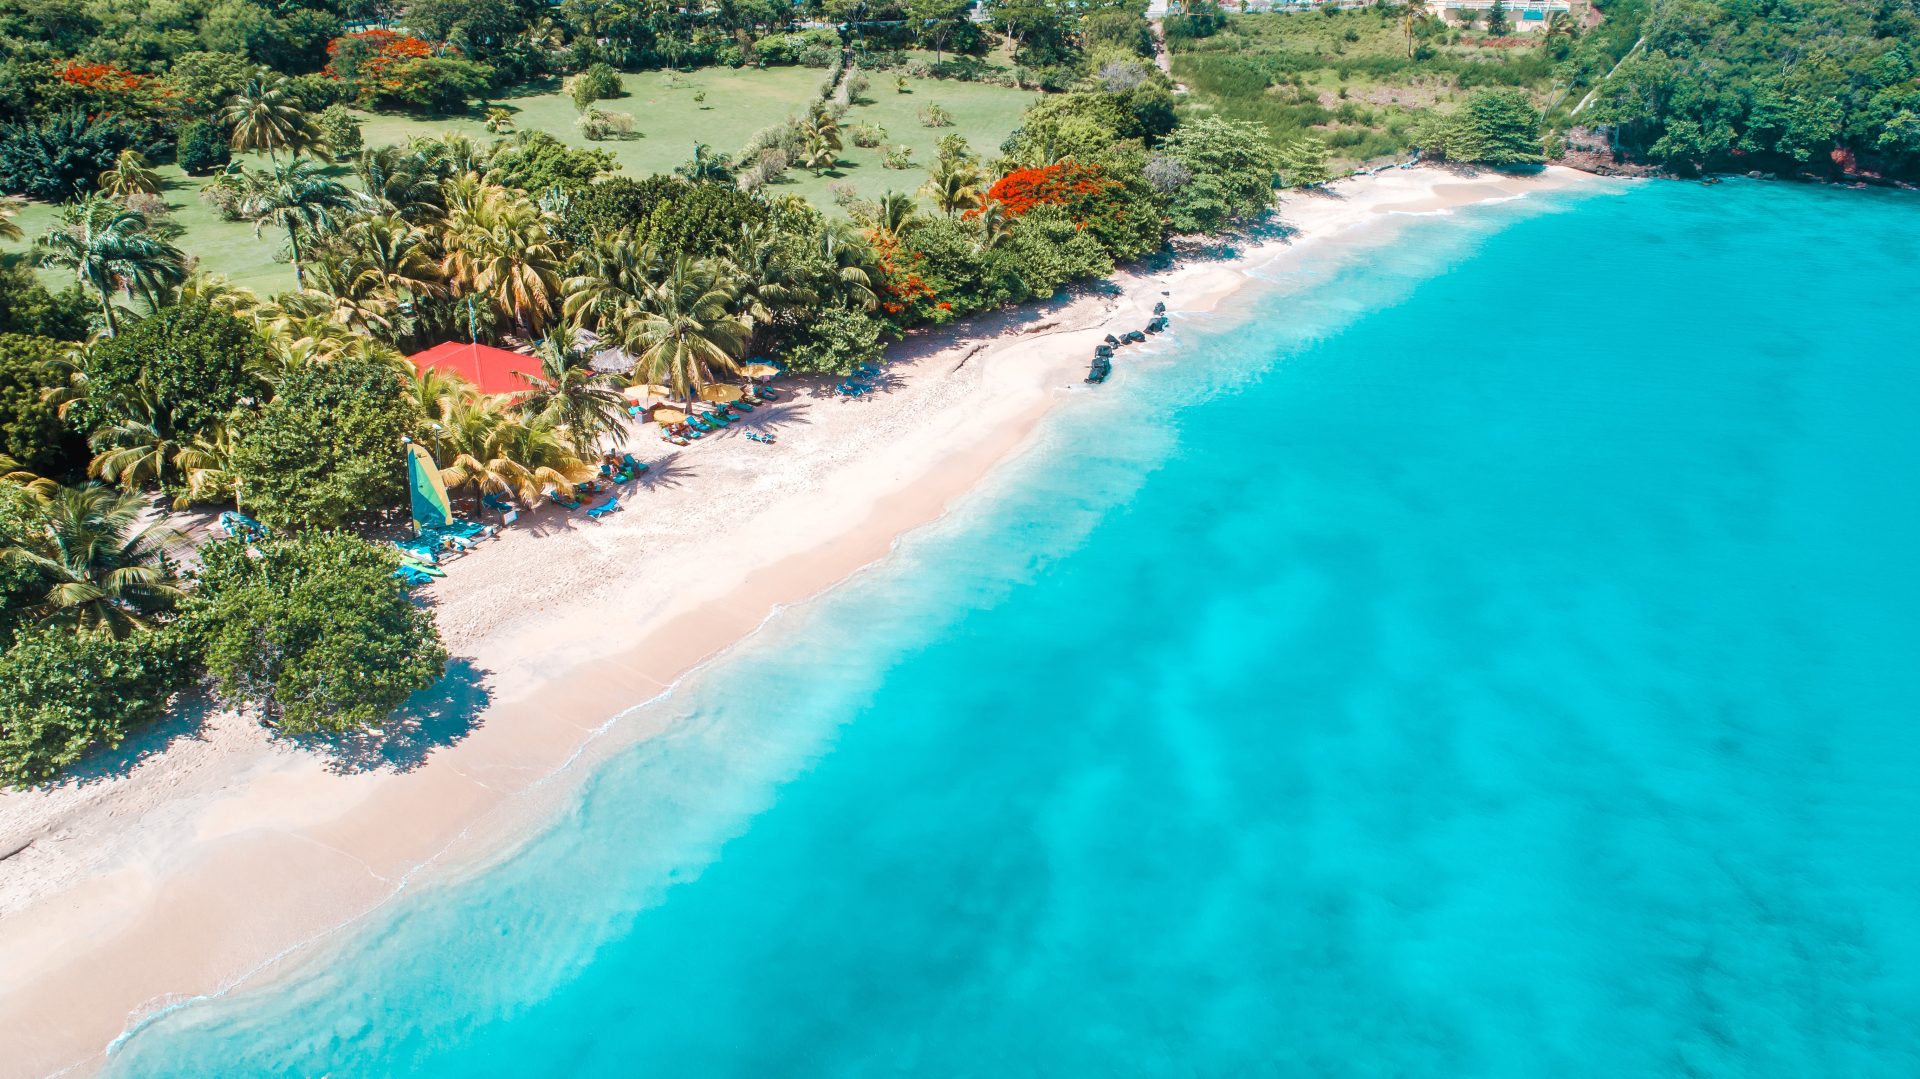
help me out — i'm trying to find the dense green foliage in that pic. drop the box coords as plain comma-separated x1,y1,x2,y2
230,355,418,530
1153,116,1282,234
78,302,272,441
0,623,183,786
175,118,232,176
0,267,91,342
0,335,84,477
1420,88,1544,165
185,531,446,736
0,110,155,200
1589,0,1920,176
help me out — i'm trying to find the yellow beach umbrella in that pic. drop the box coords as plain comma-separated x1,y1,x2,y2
652,408,688,425
624,383,673,400
740,363,779,379
699,384,743,402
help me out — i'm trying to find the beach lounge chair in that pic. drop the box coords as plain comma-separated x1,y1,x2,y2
620,453,649,475
585,497,621,520
547,490,583,511
217,510,268,542
745,431,775,444
434,518,495,540
482,492,514,512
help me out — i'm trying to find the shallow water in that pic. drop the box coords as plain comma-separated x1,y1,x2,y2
108,179,1920,1077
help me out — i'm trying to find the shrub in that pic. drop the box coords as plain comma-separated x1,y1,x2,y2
0,625,184,788
781,307,888,375
0,110,148,200
315,105,362,155
882,145,915,169
849,122,888,148
570,62,623,109
230,354,419,530
176,120,231,177
576,108,636,141
757,147,790,177
918,103,955,128
199,177,248,221
186,532,446,736
0,267,92,342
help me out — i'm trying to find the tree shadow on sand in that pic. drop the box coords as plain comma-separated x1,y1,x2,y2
52,695,219,789
307,658,493,776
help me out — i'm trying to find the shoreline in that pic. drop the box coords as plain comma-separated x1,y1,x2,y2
0,164,1603,1078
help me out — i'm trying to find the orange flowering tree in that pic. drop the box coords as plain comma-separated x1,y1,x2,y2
324,32,491,111
868,229,943,325
977,159,1165,262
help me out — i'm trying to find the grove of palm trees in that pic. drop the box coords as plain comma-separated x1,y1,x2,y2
0,0,1299,785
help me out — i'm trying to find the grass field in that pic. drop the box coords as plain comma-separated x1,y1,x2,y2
1171,9,1562,167
1,66,1038,296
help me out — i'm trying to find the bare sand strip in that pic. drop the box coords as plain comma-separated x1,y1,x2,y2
0,165,1600,1078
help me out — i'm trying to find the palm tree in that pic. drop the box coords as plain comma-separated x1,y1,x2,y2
800,107,842,175
97,149,162,199
484,107,516,134
606,256,750,407
36,197,188,336
355,145,449,224
435,394,594,504
340,214,445,301
920,156,984,218
0,196,23,242
563,234,665,331
222,74,324,160
1,482,182,636
971,200,1015,253
515,339,631,455
864,190,921,247
233,159,363,288
1403,0,1432,56
725,221,818,329
87,388,188,491
811,220,878,310
442,187,566,337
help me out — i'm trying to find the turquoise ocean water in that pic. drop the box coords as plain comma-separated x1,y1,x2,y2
107,179,1920,1077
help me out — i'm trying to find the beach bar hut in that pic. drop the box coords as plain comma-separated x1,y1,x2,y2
407,341,543,396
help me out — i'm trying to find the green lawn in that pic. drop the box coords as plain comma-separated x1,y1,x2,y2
2,66,1038,297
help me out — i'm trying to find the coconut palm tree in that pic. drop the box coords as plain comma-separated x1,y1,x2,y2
355,145,449,224
35,197,188,336
1,481,182,636
606,256,749,406
435,394,594,504
725,221,818,329
442,188,566,337
811,220,878,310
340,214,446,302
515,339,631,455
920,156,984,218
1403,0,1432,56
232,159,363,289
863,190,921,247
562,234,665,331
0,196,23,242
97,149,162,199
222,73,324,160
87,388,188,491
800,106,842,175
971,200,1015,253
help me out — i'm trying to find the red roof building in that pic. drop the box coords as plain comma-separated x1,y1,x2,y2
407,341,543,396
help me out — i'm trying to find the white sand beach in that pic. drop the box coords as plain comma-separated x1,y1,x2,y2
0,165,1600,1078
